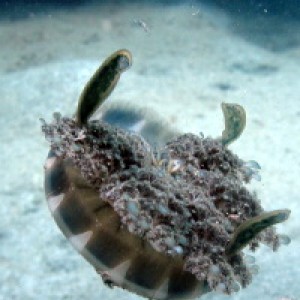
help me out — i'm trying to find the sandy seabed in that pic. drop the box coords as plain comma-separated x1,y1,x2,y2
0,2,299,300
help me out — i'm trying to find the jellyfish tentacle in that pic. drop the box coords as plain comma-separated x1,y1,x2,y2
225,209,291,257
220,102,246,146
76,49,132,126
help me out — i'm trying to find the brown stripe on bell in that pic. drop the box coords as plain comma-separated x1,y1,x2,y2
44,148,209,299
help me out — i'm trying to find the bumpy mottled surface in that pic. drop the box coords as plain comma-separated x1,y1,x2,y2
42,113,280,295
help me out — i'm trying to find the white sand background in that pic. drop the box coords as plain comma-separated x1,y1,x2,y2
0,2,299,300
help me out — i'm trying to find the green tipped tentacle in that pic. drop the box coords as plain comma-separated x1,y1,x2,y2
225,209,291,257
76,49,132,126
221,102,246,146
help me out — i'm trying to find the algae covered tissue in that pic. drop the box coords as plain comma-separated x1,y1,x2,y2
41,49,291,300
